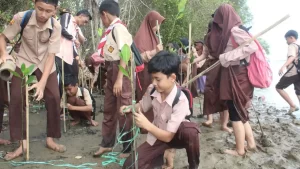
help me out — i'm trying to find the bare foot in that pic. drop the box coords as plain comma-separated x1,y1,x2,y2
245,145,257,152
288,106,299,114
0,138,11,145
221,126,233,134
223,149,245,157
119,153,130,158
4,141,26,161
71,120,80,126
93,147,112,157
90,120,99,127
46,138,66,153
202,122,212,128
162,149,175,169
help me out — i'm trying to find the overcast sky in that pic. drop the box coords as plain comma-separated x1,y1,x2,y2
247,0,300,60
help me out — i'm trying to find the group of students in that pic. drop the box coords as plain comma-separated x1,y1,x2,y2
0,0,299,169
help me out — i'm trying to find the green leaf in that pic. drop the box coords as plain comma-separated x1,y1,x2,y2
26,75,36,85
118,65,129,78
190,55,195,63
8,70,21,78
120,44,131,64
23,65,35,76
177,0,188,13
177,12,184,19
21,63,26,73
98,28,103,37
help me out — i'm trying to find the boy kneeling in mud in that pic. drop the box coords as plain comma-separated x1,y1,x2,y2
64,76,98,126
120,51,200,169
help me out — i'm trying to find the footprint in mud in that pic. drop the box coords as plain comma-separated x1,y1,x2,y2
260,135,275,147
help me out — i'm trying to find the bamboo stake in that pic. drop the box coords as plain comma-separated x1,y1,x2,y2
130,51,138,169
7,81,10,102
25,76,29,161
186,23,192,89
156,20,162,44
183,14,290,87
62,58,66,133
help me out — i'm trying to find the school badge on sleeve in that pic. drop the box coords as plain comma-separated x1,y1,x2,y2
9,19,15,25
108,46,114,53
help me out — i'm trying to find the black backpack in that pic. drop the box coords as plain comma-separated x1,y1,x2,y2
9,10,54,54
111,27,144,73
293,43,300,74
79,87,96,120
150,86,193,120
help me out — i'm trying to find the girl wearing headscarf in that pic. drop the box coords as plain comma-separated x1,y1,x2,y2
134,10,165,126
195,20,232,133
205,4,257,156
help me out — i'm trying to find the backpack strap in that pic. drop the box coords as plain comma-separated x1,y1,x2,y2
171,88,181,108
230,35,249,66
79,87,85,100
9,10,33,55
150,87,155,100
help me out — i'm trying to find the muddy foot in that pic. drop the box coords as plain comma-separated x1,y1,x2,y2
90,120,99,127
119,153,130,158
4,146,26,161
93,147,112,157
46,142,67,153
202,122,213,128
221,126,233,134
222,149,245,157
0,139,11,145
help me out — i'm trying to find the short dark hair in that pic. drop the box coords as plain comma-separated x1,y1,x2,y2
285,30,298,39
148,51,180,77
99,0,120,17
64,75,77,87
35,0,59,7
194,40,204,46
76,9,92,20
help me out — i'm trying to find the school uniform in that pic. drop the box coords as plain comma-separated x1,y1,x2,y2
67,87,93,121
56,13,80,97
123,84,200,169
2,10,62,141
100,18,133,153
276,43,300,95
0,79,6,132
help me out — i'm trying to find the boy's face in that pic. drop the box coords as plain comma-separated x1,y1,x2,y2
77,15,90,26
65,85,78,97
35,1,56,23
151,72,176,93
195,43,203,56
100,12,110,28
286,36,295,45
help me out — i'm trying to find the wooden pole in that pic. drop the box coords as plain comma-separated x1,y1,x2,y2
130,51,138,169
7,81,10,102
183,14,290,87
156,20,162,44
62,58,66,133
186,23,192,89
25,76,29,161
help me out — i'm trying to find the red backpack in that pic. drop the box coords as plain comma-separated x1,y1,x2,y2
231,35,273,88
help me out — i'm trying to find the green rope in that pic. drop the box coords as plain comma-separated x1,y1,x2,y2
0,160,97,169
101,106,140,167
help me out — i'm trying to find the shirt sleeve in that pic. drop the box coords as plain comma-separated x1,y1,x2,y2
48,20,62,54
287,44,298,58
219,27,258,67
114,24,133,51
83,88,92,105
2,13,22,41
139,85,154,113
166,93,190,133
60,13,74,40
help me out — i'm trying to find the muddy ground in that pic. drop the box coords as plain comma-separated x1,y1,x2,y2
1,94,300,169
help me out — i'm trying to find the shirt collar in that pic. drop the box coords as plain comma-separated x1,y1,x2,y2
27,10,53,30
76,87,83,97
150,84,177,106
